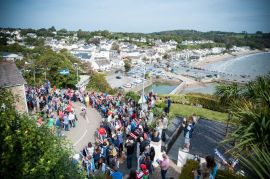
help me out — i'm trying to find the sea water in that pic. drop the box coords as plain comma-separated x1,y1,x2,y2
203,52,270,79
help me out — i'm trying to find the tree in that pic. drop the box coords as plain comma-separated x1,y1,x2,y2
215,83,242,106
239,145,270,179
22,48,78,88
216,75,270,178
88,38,100,46
86,72,116,94
163,53,171,59
124,59,131,72
48,26,56,32
0,89,83,178
110,42,120,52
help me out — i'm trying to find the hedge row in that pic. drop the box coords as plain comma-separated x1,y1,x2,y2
179,160,245,179
158,93,226,113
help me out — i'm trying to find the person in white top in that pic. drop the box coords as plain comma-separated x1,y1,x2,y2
68,112,75,128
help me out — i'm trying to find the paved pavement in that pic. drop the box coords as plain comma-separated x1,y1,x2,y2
62,102,103,152
63,102,181,178
106,73,134,88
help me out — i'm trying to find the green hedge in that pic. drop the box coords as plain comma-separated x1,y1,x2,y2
158,93,226,112
125,91,140,101
185,93,225,112
179,160,246,179
216,170,246,179
179,160,200,179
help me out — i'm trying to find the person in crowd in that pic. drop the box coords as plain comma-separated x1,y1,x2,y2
125,138,135,169
149,146,155,162
27,82,171,177
136,164,149,179
205,155,218,178
183,116,195,152
110,166,123,179
158,154,170,179
127,170,137,179
143,156,153,174
167,96,171,113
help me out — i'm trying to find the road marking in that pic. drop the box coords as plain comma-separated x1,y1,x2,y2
85,115,90,124
74,130,87,146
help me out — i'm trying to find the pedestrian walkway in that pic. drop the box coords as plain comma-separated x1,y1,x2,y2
63,102,103,152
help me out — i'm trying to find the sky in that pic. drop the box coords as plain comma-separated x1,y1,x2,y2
0,0,270,33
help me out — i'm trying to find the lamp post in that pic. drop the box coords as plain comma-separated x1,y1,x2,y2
225,111,232,136
31,59,36,87
74,63,79,88
140,64,148,111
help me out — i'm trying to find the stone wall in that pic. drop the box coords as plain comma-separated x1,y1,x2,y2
9,85,28,113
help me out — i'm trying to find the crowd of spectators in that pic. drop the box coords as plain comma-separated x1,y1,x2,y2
26,81,172,179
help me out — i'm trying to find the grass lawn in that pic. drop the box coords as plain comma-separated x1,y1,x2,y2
169,103,228,122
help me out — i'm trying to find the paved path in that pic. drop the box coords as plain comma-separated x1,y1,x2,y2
62,102,103,152
63,102,181,178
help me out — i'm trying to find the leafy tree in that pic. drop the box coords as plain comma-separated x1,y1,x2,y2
163,53,171,59
24,37,44,46
125,91,140,101
22,48,78,88
0,89,83,178
216,75,270,178
110,42,120,52
239,145,270,179
48,26,56,32
86,72,116,94
88,38,100,46
215,83,242,106
145,72,150,79
124,59,131,72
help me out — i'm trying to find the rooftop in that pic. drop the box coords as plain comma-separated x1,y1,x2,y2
0,61,27,88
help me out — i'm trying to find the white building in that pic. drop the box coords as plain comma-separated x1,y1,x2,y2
1,53,23,61
91,59,112,71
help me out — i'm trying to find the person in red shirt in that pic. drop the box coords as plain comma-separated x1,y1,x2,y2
136,164,149,179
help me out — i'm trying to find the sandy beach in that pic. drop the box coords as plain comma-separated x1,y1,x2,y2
194,49,264,68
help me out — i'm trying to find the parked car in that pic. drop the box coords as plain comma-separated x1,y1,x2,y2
123,83,132,88
116,76,122,79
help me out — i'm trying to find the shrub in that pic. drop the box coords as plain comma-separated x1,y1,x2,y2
179,159,199,179
125,91,140,101
158,93,225,112
185,93,225,112
178,159,245,179
152,106,164,118
87,72,116,94
216,170,245,179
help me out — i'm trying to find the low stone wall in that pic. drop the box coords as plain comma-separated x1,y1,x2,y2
162,116,184,152
127,80,153,92
170,81,186,94
9,85,28,113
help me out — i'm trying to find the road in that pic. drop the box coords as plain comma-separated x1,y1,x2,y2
62,102,103,152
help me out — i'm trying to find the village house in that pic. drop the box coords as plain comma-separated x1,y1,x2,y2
0,52,23,61
0,61,28,113
91,58,112,71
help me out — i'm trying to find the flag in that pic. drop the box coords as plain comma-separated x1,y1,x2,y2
97,138,103,144
130,132,137,140
134,118,141,125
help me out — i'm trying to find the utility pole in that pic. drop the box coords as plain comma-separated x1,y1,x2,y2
33,65,36,87
45,70,46,80
141,65,146,110
32,59,36,87
225,112,232,136
74,63,79,89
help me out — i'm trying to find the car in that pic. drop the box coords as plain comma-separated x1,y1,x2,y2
116,76,122,79
123,83,132,88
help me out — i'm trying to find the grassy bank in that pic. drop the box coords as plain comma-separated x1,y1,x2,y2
169,103,228,122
